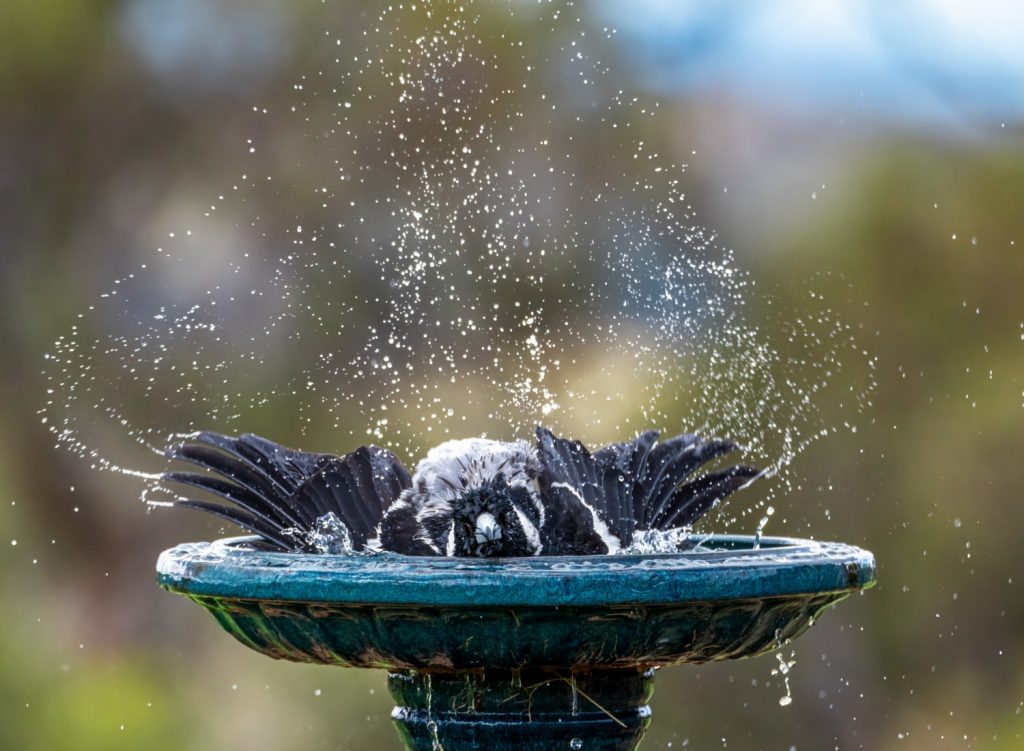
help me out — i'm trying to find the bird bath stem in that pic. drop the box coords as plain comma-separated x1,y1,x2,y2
388,667,654,750
157,534,875,750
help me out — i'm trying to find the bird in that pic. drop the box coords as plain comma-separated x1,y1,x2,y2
159,426,760,557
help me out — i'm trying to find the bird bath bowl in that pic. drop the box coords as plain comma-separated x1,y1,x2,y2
157,534,875,750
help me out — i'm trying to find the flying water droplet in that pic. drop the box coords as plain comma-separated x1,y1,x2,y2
40,2,876,538
753,506,775,549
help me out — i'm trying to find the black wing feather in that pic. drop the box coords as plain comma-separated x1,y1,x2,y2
170,443,283,502
347,448,392,534
191,432,293,497
641,438,739,528
174,500,296,551
535,427,632,549
291,452,385,548
536,426,761,547
163,432,412,552
536,482,611,555
237,433,332,493
163,471,295,528
655,465,761,529
593,430,660,532
175,433,315,525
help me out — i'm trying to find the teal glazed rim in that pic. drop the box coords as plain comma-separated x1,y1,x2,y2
157,534,876,608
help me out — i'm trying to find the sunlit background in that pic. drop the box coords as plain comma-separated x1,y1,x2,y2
3,1,1023,749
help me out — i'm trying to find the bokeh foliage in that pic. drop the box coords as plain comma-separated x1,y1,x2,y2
1,2,1022,749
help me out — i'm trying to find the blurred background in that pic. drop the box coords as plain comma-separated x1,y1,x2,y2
2,1,1023,749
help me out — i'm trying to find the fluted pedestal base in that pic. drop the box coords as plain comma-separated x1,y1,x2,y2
388,668,654,750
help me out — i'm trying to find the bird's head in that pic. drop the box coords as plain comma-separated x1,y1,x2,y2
450,474,542,557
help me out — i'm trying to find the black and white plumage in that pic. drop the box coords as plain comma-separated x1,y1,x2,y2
160,426,760,557
379,438,545,557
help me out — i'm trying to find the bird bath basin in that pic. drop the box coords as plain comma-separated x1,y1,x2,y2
157,534,875,750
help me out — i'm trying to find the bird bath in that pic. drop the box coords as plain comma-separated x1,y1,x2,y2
157,533,875,750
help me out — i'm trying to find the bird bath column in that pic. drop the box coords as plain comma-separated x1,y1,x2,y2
157,535,875,751
389,668,652,750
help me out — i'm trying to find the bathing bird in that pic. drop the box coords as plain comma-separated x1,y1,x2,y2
161,426,759,557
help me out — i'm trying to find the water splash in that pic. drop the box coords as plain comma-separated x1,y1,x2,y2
288,512,354,555
772,650,797,707
621,528,693,555
40,1,875,530
753,506,775,549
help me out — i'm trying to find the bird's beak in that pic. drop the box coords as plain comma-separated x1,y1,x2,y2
474,512,502,544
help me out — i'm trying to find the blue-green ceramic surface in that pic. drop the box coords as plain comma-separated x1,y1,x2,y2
157,535,875,749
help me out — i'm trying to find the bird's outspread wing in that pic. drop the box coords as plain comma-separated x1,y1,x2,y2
535,427,628,554
611,432,759,531
536,426,760,553
162,432,411,552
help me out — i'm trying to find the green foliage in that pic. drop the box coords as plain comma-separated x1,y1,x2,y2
0,0,114,101
1,3,1022,749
